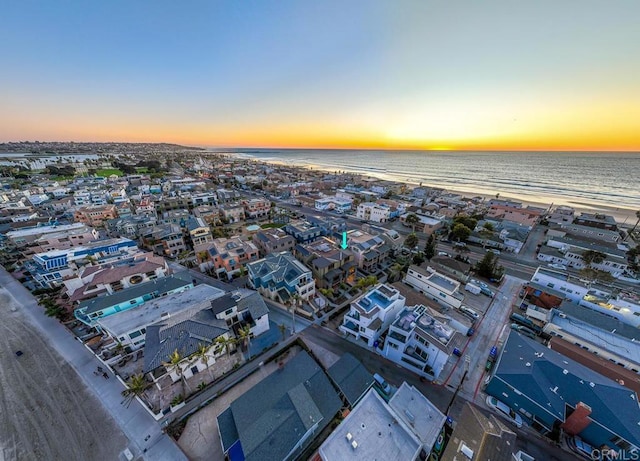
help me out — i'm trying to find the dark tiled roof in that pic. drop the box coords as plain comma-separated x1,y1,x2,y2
143,310,228,372
219,351,341,461
494,331,640,446
327,353,374,407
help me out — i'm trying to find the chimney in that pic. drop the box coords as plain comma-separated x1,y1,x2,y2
561,402,592,435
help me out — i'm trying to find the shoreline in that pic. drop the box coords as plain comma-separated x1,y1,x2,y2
230,153,637,226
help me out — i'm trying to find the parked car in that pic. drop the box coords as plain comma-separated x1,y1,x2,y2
485,396,523,428
438,251,450,257
511,323,537,339
373,373,392,395
459,306,480,321
480,286,495,298
548,263,567,271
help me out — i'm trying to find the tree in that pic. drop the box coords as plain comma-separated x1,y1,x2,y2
404,233,419,250
194,343,214,381
163,349,190,396
578,267,614,285
453,216,478,231
237,325,253,358
412,252,425,265
451,223,472,242
121,373,149,408
475,252,504,280
581,250,606,267
387,263,406,283
627,210,640,241
278,323,287,341
288,293,301,335
405,213,420,232
355,275,377,291
214,335,235,358
424,234,437,261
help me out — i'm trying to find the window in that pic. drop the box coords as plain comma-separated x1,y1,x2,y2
389,343,398,350
129,330,142,339
191,366,199,375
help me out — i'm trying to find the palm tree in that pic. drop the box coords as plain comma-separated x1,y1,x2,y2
237,325,253,359
163,349,190,396
405,213,420,232
121,373,149,408
627,210,640,241
278,323,287,341
288,293,301,335
214,335,236,358
387,263,404,283
194,343,214,381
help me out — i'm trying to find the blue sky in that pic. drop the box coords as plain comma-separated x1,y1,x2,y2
1,1,639,149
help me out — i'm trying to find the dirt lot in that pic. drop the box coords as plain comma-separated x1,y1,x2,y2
0,288,127,461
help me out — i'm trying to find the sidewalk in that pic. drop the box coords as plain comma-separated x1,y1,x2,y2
0,267,187,461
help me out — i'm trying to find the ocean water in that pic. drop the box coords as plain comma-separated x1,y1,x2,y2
219,149,640,218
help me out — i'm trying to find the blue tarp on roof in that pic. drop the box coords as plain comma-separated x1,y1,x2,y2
228,441,245,461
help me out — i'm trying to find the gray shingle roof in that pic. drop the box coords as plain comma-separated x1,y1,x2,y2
143,310,228,372
218,351,341,461
327,353,373,407
494,331,640,446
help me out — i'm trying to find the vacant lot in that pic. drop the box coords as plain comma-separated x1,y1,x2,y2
0,288,127,461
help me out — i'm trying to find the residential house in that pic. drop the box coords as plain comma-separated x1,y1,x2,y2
543,234,629,277
487,203,543,227
27,237,141,288
217,351,342,461
252,228,296,257
429,256,471,284
242,198,271,220
220,204,245,224
319,383,445,461
383,304,464,380
143,307,231,387
4,222,97,249
141,223,187,258
325,353,374,408
545,301,640,372
209,289,271,338
247,251,315,303
441,403,517,461
547,205,575,226
295,237,355,289
340,284,406,347
97,284,227,350
73,204,118,228
74,272,194,328
346,229,391,274
400,212,443,236
485,331,640,454
64,256,169,304
106,215,157,240
192,204,221,226
185,216,213,247
195,236,259,280
574,212,618,231
403,265,464,310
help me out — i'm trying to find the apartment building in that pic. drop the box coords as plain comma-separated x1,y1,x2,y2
252,227,296,257
347,229,392,274
241,198,271,220
295,237,355,289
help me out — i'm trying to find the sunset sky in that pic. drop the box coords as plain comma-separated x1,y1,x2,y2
1,1,639,150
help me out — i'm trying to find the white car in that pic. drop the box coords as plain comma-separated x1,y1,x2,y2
459,306,480,321
485,396,523,428
548,263,567,271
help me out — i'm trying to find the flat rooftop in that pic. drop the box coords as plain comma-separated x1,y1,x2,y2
97,284,226,336
319,389,421,461
389,382,446,451
355,285,398,313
